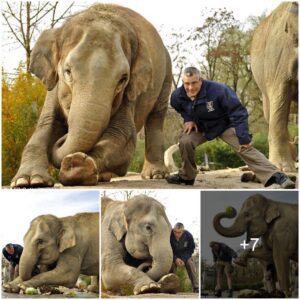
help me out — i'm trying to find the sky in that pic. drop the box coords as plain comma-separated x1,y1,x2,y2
1,0,284,73
0,190,99,246
201,190,298,263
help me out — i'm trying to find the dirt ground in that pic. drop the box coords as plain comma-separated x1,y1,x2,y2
105,292,199,298
2,291,98,298
52,168,297,189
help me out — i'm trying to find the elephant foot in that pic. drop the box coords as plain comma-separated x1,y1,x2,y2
3,282,21,293
98,172,112,182
59,152,98,186
134,282,161,295
158,273,180,294
141,161,169,179
11,170,54,188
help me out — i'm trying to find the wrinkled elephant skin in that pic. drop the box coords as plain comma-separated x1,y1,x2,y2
3,213,99,293
11,4,172,187
251,2,298,171
101,195,177,295
213,193,298,296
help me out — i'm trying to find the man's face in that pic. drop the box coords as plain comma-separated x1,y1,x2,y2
6,246,14,255
182,74,202,98
174,228,184,240
213,244,220,251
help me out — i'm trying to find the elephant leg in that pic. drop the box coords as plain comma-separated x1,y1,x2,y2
58,102,136,186
18,265,80,290
11,86,67,188
273,247,291,296
141,75,171,179
102,263,160,295
268,87,295,172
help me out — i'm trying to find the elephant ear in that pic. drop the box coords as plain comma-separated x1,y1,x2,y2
108,205,128,241
126,36,153,101
265,204,280,224
59,222,76,253
30,28,60,91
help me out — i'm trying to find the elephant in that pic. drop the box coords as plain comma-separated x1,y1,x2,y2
213,194,298,296
11,4,172,188
101,195,180,295
250,2,298,172
3,213,99,293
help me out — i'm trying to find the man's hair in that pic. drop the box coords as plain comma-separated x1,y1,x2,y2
209,241,219,248
182,67,201,78
174,222,184,230
5,243,13,249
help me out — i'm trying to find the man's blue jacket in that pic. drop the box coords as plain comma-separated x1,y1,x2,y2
170,230,195,263
171,80,252,145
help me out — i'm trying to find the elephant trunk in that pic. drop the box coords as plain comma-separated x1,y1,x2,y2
146,238,173,281
19,248,38,281
51,87,114,168
213,207,246,237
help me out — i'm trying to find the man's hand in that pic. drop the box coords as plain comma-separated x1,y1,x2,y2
183,122,198,134
238,144,251,153
175,258,185,267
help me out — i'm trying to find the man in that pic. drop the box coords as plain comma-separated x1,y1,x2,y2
170,222,199,293
210,241,237,298
2,243,23,281
166,67,295,188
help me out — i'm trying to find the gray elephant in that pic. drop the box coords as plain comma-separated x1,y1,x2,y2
213,194,298,296
101,195,179,295
11,4,172,188
251,2,298,172
3,213,99,293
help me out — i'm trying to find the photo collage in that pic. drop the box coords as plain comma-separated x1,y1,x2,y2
1,0,298,299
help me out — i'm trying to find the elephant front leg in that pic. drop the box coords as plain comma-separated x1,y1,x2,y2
142,109,169,179
18,267,80,290
58,103,136,186
102,263,160,295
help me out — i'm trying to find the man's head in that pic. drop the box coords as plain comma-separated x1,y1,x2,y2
5,243,14,255
182,67,202,98
209,241,220,251
173,222,185,240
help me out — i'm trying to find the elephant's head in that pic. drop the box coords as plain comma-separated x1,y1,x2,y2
19,215,76,281
213,194,280,242
30,5,153,167
108,195,173,281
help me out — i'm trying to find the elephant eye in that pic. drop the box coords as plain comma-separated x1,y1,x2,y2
119,74,128,85
64,67,72,82
36,239,44,245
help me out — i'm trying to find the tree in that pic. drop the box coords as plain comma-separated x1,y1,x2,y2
2,2,74,73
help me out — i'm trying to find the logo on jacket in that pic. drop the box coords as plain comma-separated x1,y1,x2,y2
206,101,215,112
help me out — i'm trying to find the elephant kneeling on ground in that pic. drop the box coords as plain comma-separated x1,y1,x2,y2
101,195,180,295
213,194,298,297
11,4,172,188
3,213,99,293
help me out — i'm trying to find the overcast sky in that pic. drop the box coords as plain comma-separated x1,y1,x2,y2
0,190,99,246
1,0,284,73
201,190,298,264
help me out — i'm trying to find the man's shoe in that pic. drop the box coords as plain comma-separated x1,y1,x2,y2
280,177,295,189
228,289,233,297
214,289,222,297
166,174,195,185
193,287,199,293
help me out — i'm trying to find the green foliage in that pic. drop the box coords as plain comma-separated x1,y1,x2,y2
128,139,145,173
2,65,46,185
176,266,193,292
